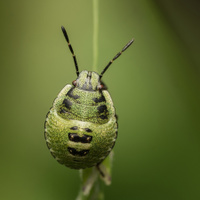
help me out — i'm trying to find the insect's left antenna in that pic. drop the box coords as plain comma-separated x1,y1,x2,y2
61,26,79,76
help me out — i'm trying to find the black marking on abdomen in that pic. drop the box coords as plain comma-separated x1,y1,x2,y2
92,94,106,103
84,128,92,132
67,88,80,99
70,126,78,130
97,105,107,113
99,115,108,119
63,99,72,109
68,147,89,156
68,133,93,143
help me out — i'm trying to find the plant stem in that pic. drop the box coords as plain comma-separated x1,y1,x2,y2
92,0,99,71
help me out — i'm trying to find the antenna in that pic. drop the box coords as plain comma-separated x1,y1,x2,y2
100,38,134,79
61,26,79,76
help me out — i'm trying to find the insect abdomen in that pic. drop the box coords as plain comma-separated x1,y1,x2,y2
45,110,117,169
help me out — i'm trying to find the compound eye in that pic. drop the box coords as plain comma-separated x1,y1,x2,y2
72,80,77,86
97,84,104,90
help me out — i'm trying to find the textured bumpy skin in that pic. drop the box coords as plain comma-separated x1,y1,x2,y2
44,71,117,169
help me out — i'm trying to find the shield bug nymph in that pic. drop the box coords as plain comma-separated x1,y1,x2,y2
44,26,134,170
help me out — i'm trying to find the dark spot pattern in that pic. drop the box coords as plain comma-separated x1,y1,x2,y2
97,105,107,113
63,99,72,109
67,88,80,99
99,115,108,119
84,128,92,132
70,126,78,130
92,95,106,103
68,133,93,143
68,147,89,156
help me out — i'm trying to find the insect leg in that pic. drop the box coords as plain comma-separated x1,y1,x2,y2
96,164,105,177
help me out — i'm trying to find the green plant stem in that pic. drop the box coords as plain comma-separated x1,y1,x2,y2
93,0,99,71
76,151,113,200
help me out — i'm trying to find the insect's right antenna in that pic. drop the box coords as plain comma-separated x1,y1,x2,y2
61,26,79,76
100,38,134,79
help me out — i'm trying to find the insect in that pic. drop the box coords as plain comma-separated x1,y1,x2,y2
44,26,134,170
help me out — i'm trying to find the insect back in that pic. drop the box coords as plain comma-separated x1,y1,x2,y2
44,26,133,170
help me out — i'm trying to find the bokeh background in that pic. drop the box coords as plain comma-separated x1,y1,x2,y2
0,0,200,199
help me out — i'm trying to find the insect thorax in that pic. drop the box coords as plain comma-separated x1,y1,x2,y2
57,87,110,124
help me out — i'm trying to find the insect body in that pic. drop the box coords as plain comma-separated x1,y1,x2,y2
44,26,133,169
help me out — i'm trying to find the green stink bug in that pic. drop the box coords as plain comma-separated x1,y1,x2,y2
44,26,133,170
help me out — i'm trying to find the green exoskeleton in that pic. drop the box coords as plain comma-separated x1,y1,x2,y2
44,26,133,171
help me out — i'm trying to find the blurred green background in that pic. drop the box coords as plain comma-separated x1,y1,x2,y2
0,0,200,199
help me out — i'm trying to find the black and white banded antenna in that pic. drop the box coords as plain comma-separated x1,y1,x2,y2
61,26,79,76
100,38,134,79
